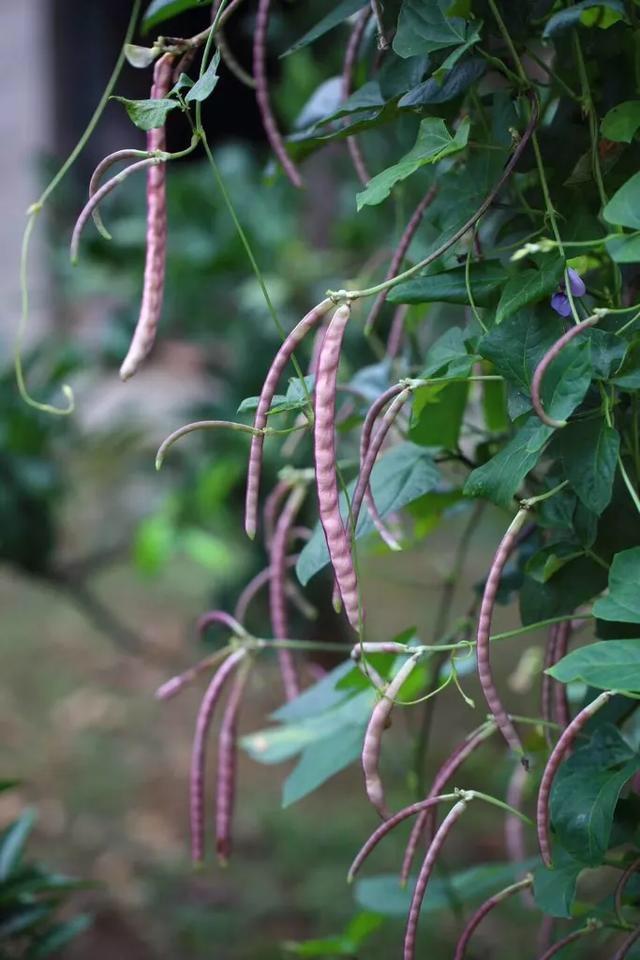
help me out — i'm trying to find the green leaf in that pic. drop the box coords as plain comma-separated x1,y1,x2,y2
0,809,36,881
112,96,179,132
356,117,469,209
296,443,440,585
282,723,364,807
601,101,640,142
550,724,640,865
285,914,382,957
549,639,640,691
478,309,560,395
603,172,640,229
387,261,507,307
272,661,355,723
519,556,607,625
410,381,468,448
593,547,640,623
418,326,474,378
463,416,552,508
142,0,209,31
495,258,565,324
605,233,640,263
558,420,620,515
394,0,481,57
525,541,585,584
282,0,367,56
398,57,485,107
543,0,627,37
533,851,582,918
355,862,530,917
185,51,220,103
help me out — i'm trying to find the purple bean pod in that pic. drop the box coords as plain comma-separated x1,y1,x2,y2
269,485,306,700
351,641,412,657
404,799,468,960
263,479,292,551
536,690,612,867
541,624,559,748
531,314,600,428
155,648,230,701
347,794,454,883
401,723,495,885
197,609,247,639
342,7,372,185
70,158,158,263
356,383,405,547
245,298,333,539
365,185,438,334
537,922,600,960
387,304,410,359
613,923,640,959
190,648,246,864
253,0,303,188
233,555,299,624
552,620,571,730
88,148,151,239
477,507,530,758
615,856,640,925
313,303,361,630
504,761,529,869
120,53,175,381
215,659,251,865
453,874,533,960
362,653,421,818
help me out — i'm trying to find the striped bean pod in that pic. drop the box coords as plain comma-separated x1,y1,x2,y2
215,659,251,865
190,648,246,864
401,723,495,885
453,875,533,960
88,148,151,239
233,555,299,625
342,7,372,185
269,485,306,700
364,185,438,334
313,303,361,630
356,383,406,549
362,653,421,818
404,799,468,960
197,609,247,639
531,314,600,428
253,0,303,188
476,507,530,758
120,53,175,381
245,298,333,539
263,479,293,550
347,794,453,883
536,690,612,867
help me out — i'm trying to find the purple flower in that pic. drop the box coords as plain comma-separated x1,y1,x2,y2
550,267,586,317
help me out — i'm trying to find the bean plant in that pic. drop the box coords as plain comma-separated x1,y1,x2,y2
18,0,640,955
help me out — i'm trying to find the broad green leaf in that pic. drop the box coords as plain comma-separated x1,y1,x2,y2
519,556,607,625
543,0,626,37
482,377,508,432
418,326,474,378
0,809,36,881
272,661,355,723
356,117,469,209
410,381,468,448
542,340,593,424
142,0,209,31
495,258,565,324
237,376,313,416
355,862,530,917
479,309,560,395
525,541,584,584
296,443,440,585
603,172,640,230
112,96,179,131
398,57,485,107
533,851,582,918
550,724,640,865
593,547,640,623
394,0,481,57
605,233,640,263
387,261,507,307
283,0,367,56
601,101,640,142
463,416,552,508
185,51,220,103
282,724,364,807
558,420,619,515
549,639,640,691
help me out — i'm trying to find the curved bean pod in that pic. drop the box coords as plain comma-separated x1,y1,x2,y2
613,923,640,959
253,0,302,188
531,314,600,428
404,799,468,960
88,148,151,239
477,507,530,758
155,647,231,701
215,659,251,865
190,648,246,864
342,7,372,185
120,53,175,381
263,479,293,550
245,298,333,539
537,690,612,867
401,723,495,885
453,875,533,960
197,609,247,639
362,653,421,818
537,922,600,960
269,485,306,700
313,303,361,629
387,304,409,359
365,185,438,334
233,555,298,624
347,794,454,883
